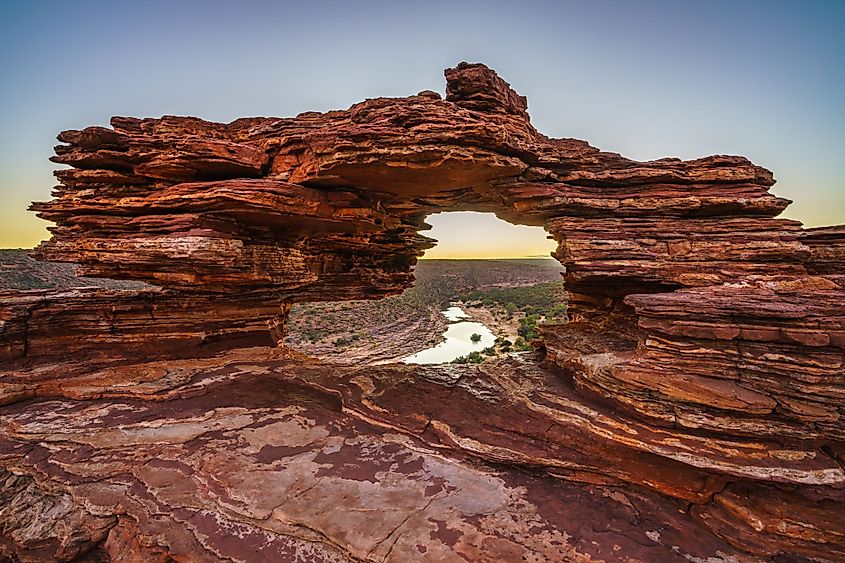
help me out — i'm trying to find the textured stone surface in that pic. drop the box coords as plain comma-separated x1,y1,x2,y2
3,352,844,560
804,225,845,274
618,276,845,440
2,62,844,560
0,288,287,382
0,353,784,562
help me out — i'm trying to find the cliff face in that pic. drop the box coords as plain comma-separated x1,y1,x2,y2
1,62,843,561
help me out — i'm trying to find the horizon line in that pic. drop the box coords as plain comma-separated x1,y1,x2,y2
0,247,558,259
418,256,555,260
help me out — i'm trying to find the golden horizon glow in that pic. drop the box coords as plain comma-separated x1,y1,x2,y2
0,187,51,249
419,212,557,260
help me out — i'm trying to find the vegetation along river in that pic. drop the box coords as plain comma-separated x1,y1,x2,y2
402,306,496,364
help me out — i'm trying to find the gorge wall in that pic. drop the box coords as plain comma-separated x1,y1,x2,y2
1,63,843,561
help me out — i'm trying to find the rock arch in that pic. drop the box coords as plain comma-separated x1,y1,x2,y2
25,62,840,438
2,62,844,558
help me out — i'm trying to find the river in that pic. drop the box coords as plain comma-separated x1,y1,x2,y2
402,306,496,364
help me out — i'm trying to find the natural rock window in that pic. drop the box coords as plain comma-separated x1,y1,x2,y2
1,62,843,560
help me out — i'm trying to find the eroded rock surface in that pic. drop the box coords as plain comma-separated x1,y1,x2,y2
1,62,844,561
0,352,783,562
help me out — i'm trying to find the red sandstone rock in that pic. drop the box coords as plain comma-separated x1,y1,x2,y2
445,61,530,118
1,61,843,560
0,288,288,381
30,64,786,302
804,225,845,274
0,353,799,561
3,352,843,560
612,277,845,440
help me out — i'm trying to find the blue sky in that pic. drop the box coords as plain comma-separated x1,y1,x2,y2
1,0,842,252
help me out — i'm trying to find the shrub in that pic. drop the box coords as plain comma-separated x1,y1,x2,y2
518,314,540,340
514,337,533,352
470,333,482,343
452,351,485,364
549,304,567,318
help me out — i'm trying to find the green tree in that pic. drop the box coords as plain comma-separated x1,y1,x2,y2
467,351,484,363
470,333,482,343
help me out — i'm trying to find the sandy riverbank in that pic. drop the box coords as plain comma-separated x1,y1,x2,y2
288,301,535,366
460,303,521,343
287,305,450,365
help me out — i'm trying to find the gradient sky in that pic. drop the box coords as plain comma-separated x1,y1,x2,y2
1,1,842,257
421,212,556,259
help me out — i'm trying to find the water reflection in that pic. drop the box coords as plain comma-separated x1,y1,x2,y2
402,306,496,364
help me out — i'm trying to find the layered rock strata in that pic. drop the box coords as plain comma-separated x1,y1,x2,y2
1,62,843,560
0,288,289,383
2,353,843,561
618,277,845,439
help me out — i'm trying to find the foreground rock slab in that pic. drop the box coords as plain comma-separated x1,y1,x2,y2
2,352,771,562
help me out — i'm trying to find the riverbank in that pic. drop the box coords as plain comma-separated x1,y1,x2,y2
402,306,496,364
283,259,563,364
461,302,521,343
286,304,449,365
287,300,547,366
